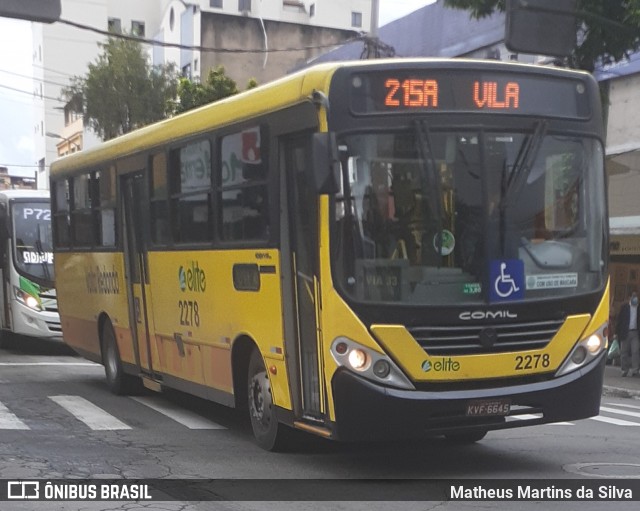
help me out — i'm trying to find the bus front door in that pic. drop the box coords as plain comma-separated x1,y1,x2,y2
282,137,324,422
121,172,159,381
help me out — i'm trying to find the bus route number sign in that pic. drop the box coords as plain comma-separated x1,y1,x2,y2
348,70,590,119
466,398,511,417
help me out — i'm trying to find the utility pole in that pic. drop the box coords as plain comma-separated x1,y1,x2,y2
362,0,394,59
370,0,379,39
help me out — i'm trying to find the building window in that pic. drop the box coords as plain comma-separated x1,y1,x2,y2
351,11,362,28
182,63,192,79
210,0,223,8
131,21,145,38
108,17,122,34
309,3,315,17
239,0,251,12
283,0,305,12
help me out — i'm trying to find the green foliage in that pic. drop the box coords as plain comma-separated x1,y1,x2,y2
444,0,640,72
63,37,178,140
173,66,259,114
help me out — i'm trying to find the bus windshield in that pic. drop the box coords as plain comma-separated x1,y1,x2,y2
12,202,55,283
333,128,606,305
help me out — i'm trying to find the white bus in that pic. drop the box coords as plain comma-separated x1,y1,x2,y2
0,190,61,348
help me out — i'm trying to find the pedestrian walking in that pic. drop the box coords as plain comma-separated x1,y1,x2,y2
615,292,640,377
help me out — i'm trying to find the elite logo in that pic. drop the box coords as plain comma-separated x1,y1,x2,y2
421,357,461,372
178,261,206,292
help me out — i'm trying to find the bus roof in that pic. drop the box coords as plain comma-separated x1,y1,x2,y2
49,58,593,179
0,189,50,201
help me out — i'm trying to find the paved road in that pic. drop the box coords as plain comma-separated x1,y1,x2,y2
1,338,639,510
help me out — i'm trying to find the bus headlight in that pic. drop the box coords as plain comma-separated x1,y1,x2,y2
556,322,607,377
330,337,414,390
347,349,369,371
14,287,42,311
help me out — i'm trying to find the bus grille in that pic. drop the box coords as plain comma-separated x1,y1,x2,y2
39,290,58,314
407,319,565,356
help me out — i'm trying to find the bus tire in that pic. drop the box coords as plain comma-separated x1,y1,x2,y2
247,348,291,451
444,430,488,444
0,331,12,349
102,321,138,395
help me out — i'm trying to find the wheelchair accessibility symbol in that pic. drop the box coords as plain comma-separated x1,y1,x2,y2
489,259,524,302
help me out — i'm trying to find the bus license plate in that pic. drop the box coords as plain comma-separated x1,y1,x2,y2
466,399,511,416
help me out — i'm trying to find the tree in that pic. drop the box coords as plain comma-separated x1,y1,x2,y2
64,37,178,140
444,0,640,71
173,66,258,115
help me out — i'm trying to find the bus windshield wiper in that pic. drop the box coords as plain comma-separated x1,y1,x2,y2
498,120,547,253
35,224,51,283
501,120,547,210
414,119,444,264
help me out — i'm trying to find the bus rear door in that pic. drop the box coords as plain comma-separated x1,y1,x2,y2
121,169,160,382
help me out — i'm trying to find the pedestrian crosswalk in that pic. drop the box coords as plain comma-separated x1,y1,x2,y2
510,402,640,427
0,394,227,431
0,396,638,432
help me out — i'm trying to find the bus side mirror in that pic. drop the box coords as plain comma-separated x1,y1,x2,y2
310,132,340,195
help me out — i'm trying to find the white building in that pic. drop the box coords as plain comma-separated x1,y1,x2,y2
33,0,371,188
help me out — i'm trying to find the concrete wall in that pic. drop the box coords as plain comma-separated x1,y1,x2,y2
606,74,640,219
200,12,357,86
606,74,640,156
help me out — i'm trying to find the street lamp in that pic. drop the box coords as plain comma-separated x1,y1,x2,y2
45,131,81,152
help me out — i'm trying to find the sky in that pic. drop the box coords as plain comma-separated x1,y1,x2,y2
0,0,436,176
0,18,38,177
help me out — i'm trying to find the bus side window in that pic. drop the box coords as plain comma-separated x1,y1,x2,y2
150,153,170,244
99,166,117,247
219,126,270,242
169,139,213,244
53,179,71,248
72,173,96,247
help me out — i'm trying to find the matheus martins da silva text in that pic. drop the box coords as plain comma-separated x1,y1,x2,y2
450,484,634,500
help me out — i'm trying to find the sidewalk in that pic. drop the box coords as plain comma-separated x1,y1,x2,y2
603,364,640,399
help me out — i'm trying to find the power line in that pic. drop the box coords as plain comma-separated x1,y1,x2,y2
0,83,65,103
32,62,76,79
0,163,49,169
57,17,364,54
0,68,70,89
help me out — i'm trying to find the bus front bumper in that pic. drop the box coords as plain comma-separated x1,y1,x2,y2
331,354,605,441
11,303,63,341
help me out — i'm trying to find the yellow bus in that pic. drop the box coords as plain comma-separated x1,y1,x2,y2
50,59,609,450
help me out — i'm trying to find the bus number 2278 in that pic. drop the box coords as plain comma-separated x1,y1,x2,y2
178,300,200,327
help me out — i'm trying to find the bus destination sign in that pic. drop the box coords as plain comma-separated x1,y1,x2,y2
349,70,591,119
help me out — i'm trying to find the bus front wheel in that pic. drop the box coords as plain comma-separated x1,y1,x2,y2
247,349,291,451
102,321,138,395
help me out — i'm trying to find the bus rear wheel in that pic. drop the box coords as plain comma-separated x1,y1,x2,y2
102,321,138,395
247,349,291,451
